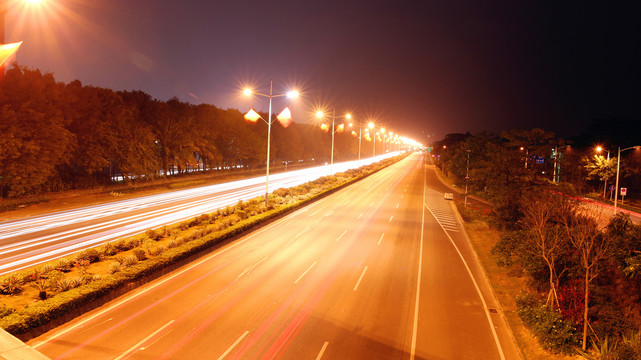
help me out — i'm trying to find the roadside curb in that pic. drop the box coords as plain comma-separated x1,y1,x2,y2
0,329,50,360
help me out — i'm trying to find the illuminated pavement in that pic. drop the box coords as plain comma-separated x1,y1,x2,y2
28,154,521,360
0,154,397,275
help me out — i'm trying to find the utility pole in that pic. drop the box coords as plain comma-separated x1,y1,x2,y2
465,150,470,208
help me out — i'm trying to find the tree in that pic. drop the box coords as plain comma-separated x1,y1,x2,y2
0,66,75,197
520,192,574,310
563,211,615,350
583,155,617,197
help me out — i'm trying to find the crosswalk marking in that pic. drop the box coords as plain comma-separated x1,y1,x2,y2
424,189,460,232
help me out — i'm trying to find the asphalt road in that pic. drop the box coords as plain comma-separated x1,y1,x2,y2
0,154,397,275
29,153,521,359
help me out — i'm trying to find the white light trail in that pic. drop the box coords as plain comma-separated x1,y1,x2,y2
0,154,400,275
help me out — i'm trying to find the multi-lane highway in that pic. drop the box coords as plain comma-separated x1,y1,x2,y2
0,154,397,275
28,153,521,359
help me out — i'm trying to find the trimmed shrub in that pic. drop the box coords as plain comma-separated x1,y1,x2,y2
75,249,100,263
516,293,580,354
100,242,117,256
121,255,138,267
55,279,73,292
55,258,72,272
133,248,147,261
0,304,16,319
0,274,23,295
108,262,121,274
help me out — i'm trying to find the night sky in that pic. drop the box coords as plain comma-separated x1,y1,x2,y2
6,0,640,142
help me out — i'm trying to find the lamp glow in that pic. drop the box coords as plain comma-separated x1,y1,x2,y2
244,109,261,122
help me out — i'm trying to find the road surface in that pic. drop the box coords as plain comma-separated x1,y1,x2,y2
29,153,521,359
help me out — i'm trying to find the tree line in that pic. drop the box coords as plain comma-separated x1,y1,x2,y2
0,65,372,199
433,129,641,355
432,128,641,226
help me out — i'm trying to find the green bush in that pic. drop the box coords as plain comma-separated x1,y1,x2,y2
516,294,580,354
168,180,205,189
0,274,23,295
75,248,101,263
133,248,147,261
0,304,16,319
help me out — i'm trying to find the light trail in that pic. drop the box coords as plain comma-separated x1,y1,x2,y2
0,154,400,275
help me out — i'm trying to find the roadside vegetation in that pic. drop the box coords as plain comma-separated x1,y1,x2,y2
439,129,641,359
0,65,372,201
0,155,406,340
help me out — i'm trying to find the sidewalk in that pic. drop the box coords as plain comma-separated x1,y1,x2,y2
0,329,49,360
576,196,641,225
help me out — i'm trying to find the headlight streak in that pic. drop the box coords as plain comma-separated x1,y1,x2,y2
0,153,399,274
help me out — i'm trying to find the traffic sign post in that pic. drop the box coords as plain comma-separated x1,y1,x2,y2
621,187,627,203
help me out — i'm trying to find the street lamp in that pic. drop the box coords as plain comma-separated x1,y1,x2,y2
317,109,348,174
347,117,368,161
243,80,298,206
596,146,611,199
613,145,640,214
520,147,528,169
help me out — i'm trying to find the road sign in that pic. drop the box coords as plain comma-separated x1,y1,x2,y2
621,188,627,196
609,185,615,192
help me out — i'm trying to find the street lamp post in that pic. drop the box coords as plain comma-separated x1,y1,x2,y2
347,120,364,161
368,122,375,157
465,150,471,208
243,80,298,206
613,145,640,214
317,109,348,174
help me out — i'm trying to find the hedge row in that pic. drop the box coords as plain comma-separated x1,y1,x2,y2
0,154,408,337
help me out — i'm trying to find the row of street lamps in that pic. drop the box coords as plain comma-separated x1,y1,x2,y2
242,81,415,206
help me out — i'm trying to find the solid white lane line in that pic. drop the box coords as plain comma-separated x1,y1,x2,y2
237,257,268,279
378,233,384,246
308,209,322,217
410,162,426,360
295,261,317,284
114,320,174,360
335,230,347,242
424,203,506,360
217,330,249,360
315,341,329,360
353,266,368,291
